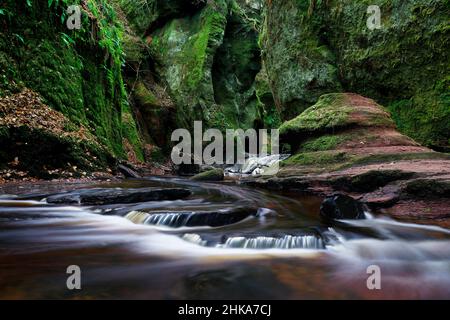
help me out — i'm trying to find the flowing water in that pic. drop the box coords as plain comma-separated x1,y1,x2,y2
0,177,450,299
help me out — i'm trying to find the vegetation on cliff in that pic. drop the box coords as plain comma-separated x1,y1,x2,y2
0,0,448,181
261,0,450,149
0,0,144,165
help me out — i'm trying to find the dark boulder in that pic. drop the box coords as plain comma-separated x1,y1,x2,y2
184,207,255,227
46,188,191,205
320,194,366,220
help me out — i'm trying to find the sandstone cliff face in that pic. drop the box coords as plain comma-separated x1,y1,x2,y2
261,0,449,149
120,0,265,132
279,93,432,171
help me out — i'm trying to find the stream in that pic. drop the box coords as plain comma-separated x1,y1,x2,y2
0,177,450,299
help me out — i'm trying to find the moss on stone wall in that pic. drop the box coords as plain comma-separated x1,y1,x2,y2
211,4,262,130
144,0,265,131
261,0,450,149
0,0,145,159
260,0,342,119
148,1,226,130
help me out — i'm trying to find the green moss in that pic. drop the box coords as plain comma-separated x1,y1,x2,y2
191,168,225,181
279,93,395,154
0,0,145,161
148,1,228,129
300,135,346,152
262,0,450,148
147,146,165,163
283,151,351,166
348,152,450,167
255,65,280,128
260,0,342,117
145,1,264,132
121,107,144,162
121,32,147,63
279,94,352,136
134,82,158,108
117,0,205,36
211,6,262,130
388,77,450,148
280,150,450,175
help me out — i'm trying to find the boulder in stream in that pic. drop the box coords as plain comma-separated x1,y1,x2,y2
46,188,191,205
320,194,366,220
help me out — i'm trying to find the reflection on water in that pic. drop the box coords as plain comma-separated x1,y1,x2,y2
0,177,449,299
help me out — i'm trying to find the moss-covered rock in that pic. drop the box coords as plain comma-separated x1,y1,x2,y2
261,0,450,149
137,0,265,131
191,168,225,181
211,5,262,130
134,81,159,109
147,1,228,130
279,93,395,148
255,65,280,128
117,0,205,36
278,93,437,173
0,0,145,161
260,0,342,119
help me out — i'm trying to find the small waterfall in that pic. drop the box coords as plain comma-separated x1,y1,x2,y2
125,211,151,224
225,154,290,176
124,207,256,228
219,235,324,249
125,210,192,227
144,213,192,227
182,234,325,250
182,234,208,246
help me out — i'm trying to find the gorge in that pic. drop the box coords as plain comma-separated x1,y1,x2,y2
0,0,449,300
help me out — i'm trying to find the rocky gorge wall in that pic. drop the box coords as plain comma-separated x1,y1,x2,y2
260,0,449,150
0,0,145,177
119,0,266,133
1,0,448,180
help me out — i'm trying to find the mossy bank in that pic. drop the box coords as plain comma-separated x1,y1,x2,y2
0,0,145,169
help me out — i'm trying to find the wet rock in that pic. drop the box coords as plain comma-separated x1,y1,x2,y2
383,199,450,229
405,179,450,198
320,194,366,220
126,206,257,228
191,169,224,182
46,188,191,205
144,0,262,131
361,185,401,209
332,170,415,193
175,163,200,176
118,164,141,178
183,207,254,227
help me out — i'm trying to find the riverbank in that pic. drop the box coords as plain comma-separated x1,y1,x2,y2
239,93,450,228
243,156,450,228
